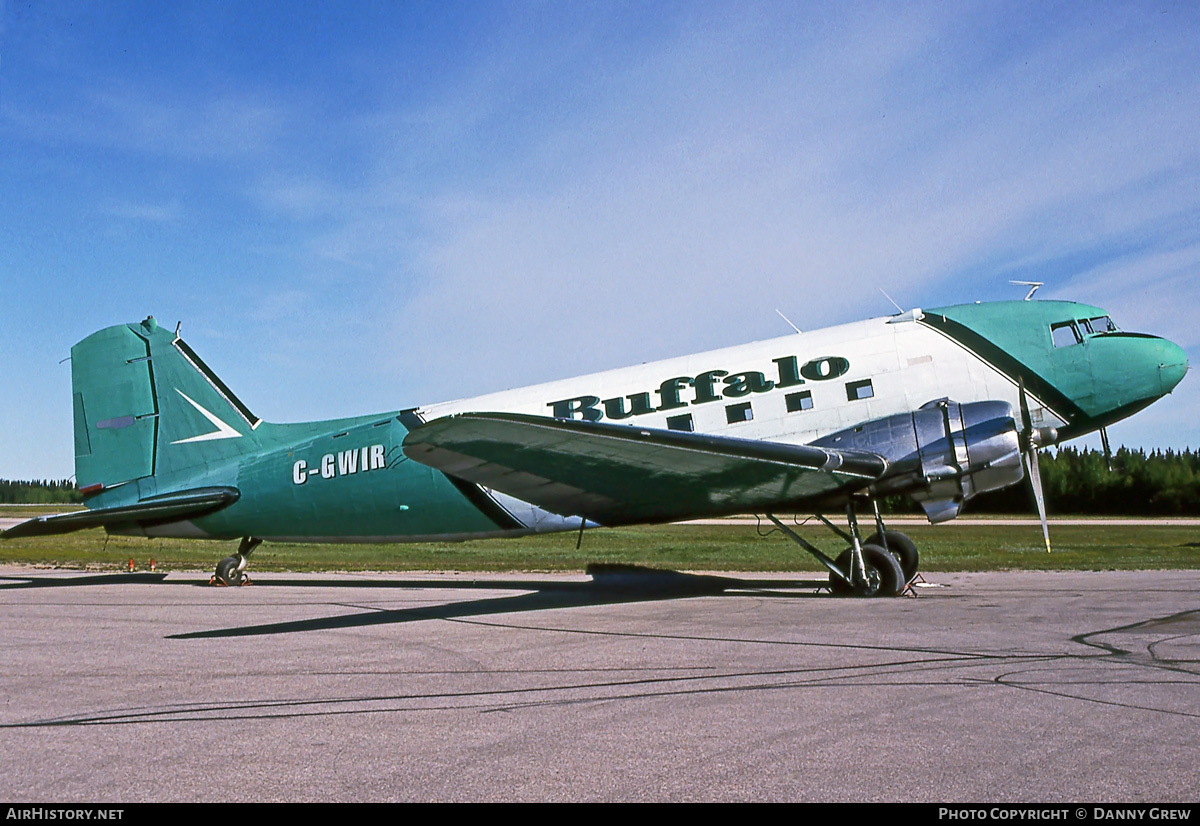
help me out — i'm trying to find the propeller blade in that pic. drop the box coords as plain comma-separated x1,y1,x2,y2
1024,448,1051,553
1100,426,1113,472
1017,376,1033,439
1018,377,1051,553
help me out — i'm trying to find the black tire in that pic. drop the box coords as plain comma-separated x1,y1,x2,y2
865,530,919,583
829,549,856,595
861,544,905,596
215,556,242,586
828,544,904,597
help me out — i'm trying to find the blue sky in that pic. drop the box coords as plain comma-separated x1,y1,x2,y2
1,0,1197,480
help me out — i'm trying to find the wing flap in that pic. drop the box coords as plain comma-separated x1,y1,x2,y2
2,486,240,539
402,413,885,525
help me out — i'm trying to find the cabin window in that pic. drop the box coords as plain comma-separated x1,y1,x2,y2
785,390,813,412
725,402,753,424
666,413,694,432
846,379,874,401
1051,321,1082,348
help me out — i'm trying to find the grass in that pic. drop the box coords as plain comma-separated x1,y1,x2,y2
1,513,1197,574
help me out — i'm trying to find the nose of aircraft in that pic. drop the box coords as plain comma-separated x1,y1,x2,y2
1156,336,1189,395
1079,329,1188,433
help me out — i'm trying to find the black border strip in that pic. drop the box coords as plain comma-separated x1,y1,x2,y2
920,313,1085,424
399,409,524,531
443,474,525,531
396,409,424,430
143,333,160,474
173,338,261,427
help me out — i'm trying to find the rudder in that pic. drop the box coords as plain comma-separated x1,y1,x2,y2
71,316,262,497
72,323,158,490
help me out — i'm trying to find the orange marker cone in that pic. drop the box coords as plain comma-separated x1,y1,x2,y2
128,558,135,572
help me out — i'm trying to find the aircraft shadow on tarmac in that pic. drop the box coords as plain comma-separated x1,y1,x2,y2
0,564,832,639
0,572,170,588
4,568,1199,732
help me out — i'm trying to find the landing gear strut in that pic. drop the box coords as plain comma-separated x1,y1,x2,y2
211,536,262,586
765,498,918,597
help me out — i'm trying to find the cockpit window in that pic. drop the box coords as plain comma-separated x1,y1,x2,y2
1051,321,1082,348
1086,315,1117,334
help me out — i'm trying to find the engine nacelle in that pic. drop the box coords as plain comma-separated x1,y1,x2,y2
810,399,1024,522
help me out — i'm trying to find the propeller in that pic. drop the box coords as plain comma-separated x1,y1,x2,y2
1100,426,1113,472
1018,378,1056,553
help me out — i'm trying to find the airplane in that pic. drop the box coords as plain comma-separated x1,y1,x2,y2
2,299,1188,596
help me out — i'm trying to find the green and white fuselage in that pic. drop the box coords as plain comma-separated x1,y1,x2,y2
14,300,1188,545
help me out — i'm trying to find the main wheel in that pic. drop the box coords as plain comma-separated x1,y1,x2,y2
214,556,242,586
828,544,905,597
865,530,919,583
861,544,905,596
829,549,857,595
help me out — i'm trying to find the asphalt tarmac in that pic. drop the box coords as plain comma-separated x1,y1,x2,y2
1,566,1198,802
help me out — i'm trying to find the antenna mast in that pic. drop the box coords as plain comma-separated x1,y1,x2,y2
1010,281,1044,301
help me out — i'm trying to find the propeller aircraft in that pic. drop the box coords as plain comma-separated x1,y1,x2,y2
4,300,1187,596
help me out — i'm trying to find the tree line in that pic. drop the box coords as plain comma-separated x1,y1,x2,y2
0,479,83,505
2,446,1198,514
879,446,1200,516
967,446,1200,516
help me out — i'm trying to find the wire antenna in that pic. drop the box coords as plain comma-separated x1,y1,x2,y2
878,288,904,314
775,309,802,334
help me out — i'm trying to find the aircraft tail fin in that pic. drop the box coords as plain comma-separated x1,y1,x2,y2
71,317,262,500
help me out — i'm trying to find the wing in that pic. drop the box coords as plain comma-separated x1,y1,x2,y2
402,412,886,526
1,486,239,539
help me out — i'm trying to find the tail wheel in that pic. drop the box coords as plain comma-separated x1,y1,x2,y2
828,544,905,597
864,530,919,583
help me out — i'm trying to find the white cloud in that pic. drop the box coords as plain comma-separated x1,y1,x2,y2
353,4,1198,412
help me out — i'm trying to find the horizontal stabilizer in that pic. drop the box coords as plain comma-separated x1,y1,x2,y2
402,412,885,525
2,487,240,539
